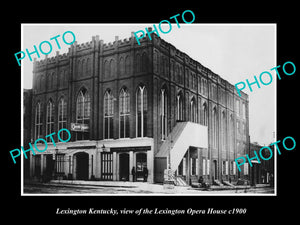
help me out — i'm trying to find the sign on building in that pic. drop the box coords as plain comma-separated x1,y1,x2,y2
71,123,89,132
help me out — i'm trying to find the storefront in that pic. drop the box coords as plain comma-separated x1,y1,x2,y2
30,138,154,183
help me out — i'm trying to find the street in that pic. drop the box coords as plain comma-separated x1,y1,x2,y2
23,181,275,195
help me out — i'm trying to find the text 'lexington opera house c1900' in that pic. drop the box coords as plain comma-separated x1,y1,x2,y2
23,28,249,185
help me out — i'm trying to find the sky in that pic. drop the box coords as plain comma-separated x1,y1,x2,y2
22,24,276,146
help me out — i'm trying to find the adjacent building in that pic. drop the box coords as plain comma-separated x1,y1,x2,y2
25,28,249,185
249,142,275,185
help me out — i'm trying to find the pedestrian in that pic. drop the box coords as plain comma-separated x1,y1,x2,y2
131,166,136,182
143,167,148,182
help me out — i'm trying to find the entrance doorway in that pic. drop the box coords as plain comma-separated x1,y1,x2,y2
74,152,89,180
213,160,217,180
119,153,129,181
136,153,147,181
101,152,113,180
44,154,54,181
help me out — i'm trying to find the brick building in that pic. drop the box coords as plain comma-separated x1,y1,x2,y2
26,29,249,185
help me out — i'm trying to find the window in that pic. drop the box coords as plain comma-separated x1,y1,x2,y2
190,97,196,123
206,159,210,175
119,88,130,138
244,162,249,175
236,99,240,116
56,154,65,174
58,97,67,141
46,99,54,142
203,102,207,126
35,102,43,139
242,102,246,119
221,111,226,151
160,87,168,140
212,107,218,148
177,92,183,121
222,161,226,175
125,55,130,75
191,158,196,175
76,88,90,140
104,90,114,139
203,159,206,175
136,86,147,137
230,115,234,153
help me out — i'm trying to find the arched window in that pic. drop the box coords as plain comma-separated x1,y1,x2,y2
58,97,67,141
212,107,218,148
76,88,90,140
190,97,196,123
35,102,43,139
46,99,54,142
230,114,234,153
136,86,147,137
119,88,130,138
160,87,168,140
104,90,114,139
202,102,208,126
222,111,226,152
177,91,183,121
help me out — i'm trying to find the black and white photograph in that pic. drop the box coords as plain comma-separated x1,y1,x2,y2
21,24,276,195
4,5,298,221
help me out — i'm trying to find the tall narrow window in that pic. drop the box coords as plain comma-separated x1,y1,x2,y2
213,107,218,148
119,88,130,138
160,87,168,140
203,102,207,126
58,97,67,141
176,92,183,121
222,111,226,152
136,86,147,137
104,90,114,139
230,115,234,153
76,89,90,140
46,99,54,142
190,97,196,123
242,102,246,119
236,99,240,116
35,102,43,139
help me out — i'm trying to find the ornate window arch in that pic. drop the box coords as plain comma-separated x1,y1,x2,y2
190,97,197,123
136,85,147,137
119,87,130,138
46,99,54,141
76,88,90,140
58,96,67,141
104,90,114,139
35,102,43,139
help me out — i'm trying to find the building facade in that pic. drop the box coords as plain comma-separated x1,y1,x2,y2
249,142,275,186
26,29,249,185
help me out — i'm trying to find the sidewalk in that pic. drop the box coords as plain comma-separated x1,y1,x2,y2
49,179,193,194
49,180,271,191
